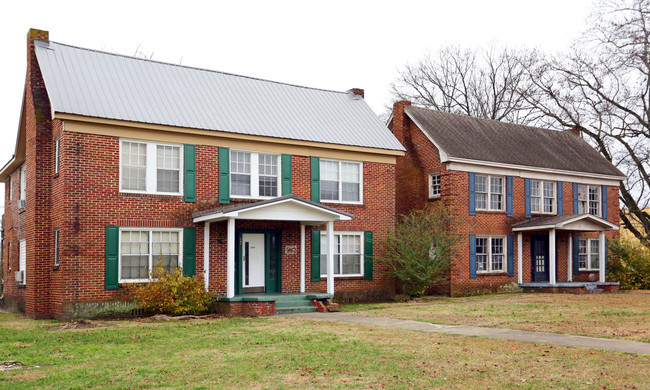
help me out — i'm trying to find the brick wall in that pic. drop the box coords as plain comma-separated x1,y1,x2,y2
391,101,621,296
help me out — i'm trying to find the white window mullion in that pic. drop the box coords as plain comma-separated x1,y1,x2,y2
146,143,156,193
337,161,343,202
251,153,260,198
148,231,154,277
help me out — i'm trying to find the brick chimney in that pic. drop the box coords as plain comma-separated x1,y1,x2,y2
391,100,412,144
567,125,583,137
27,28,49,43
347,88,364,99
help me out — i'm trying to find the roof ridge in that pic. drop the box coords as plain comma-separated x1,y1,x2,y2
41,39,348,96
406,104,569,135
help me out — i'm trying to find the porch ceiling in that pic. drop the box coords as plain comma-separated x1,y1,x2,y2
512,213,619,232
192,194,353,225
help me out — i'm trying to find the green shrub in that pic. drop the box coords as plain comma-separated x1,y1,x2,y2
380,204,462,297
130,265,212,315
607,239,650,290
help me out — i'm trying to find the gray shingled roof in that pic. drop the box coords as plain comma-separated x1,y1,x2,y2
34,40,404,151
405,106,624,177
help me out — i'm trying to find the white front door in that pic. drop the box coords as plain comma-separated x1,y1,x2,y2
242,233,265,288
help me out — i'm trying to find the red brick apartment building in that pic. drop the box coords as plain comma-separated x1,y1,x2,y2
0,29,404,318
389,101,624,296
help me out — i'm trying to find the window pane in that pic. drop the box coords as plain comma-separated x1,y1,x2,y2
259,176,278,197
491,238,504,271
231,174,251,196
490,193,503,210
543,182,554,198
530,181,540,197
475,176,487,193
321,180,339,201
121,231,149,280
156,146,180,193
231,151,250,174
258,154,278,197
157,169,180,193
258,154,278,176
320,160,339,181
490,177,502,195
341,162,360,183
430,174,441,196
543,197,554,213
342,182,360,202
153,231,179,274
531,197,540,213
342,254,361,274
476,193,487,209
122,142,146,191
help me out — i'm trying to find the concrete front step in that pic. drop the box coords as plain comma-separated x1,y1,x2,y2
275,306,317,314
275,299,312,308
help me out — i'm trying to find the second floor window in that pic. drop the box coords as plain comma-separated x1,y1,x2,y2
429,173,441,199
531,180,555,214
230,150,280,198
320,159,362,203
20,165,26,202
475,175,503,211
120,140,183,195
578,184,600,216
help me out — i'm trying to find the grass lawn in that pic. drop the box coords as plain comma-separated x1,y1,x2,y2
0,313,648,389
343,292,650,342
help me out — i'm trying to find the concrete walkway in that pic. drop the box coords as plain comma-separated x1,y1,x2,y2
284,312,650,355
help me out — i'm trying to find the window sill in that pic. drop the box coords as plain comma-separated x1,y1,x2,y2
17,284,26,289
476,272,509,276
321,201,364,207
119,192,183,200
578,269,600,272
320,275,364,280
474,210,506,214
52,265,59,271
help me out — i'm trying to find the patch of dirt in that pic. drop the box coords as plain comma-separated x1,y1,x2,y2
58,319,102,331
0,361,27,371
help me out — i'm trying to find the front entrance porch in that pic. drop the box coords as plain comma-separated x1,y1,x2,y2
519,282,620,293
214,292,334,316
192,195,352,301
512,214,619,288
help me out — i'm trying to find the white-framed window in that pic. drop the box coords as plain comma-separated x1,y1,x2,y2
320,159,362,203
475,175,504,211
230,150,281,198
429,173,441,199
475,236,505,273
54,136,60,174
119,140,183,195
19,239,26,285
7,177,11,201
20,165,26,202
577,184,601,216
320,232,363,277
54,229,60,266
578,238,600,270
119,228,183,283
531,180,555,214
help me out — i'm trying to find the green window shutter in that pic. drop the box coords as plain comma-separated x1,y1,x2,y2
310,156,320,203
218,147,230,204
105,226,119,289
311,229,321,282
183,227,196,277
282,154,292,196
364,231,374,281
184,144,196,203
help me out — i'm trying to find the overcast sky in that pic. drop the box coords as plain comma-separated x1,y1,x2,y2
0,0,596,213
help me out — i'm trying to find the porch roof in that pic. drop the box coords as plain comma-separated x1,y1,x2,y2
192,194,353,225
512,214,619,232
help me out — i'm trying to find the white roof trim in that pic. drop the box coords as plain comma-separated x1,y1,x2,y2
193,197,352,224
512,214,619,232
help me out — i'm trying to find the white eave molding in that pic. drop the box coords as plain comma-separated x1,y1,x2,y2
512,214,619,232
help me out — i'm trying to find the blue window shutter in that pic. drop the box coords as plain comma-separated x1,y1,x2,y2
364,231,374,281
282,154,292,196
469,234,477,278
602,185,608,219
506,176,513,217
218,147,230,204
524,178,531,218
557,181,563,216
468,173,476,216
605,238,609,275
573,236,580,275
507,235,514,277
183,144,196,203
573,182,579,214
183,227,196,277
311,230,321,281
310,157,320,203
105,226,119,290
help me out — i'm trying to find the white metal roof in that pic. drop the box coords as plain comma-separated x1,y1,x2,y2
34,40,404,151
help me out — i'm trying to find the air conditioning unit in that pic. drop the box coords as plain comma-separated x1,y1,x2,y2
15,270,25,283
17,199,26,209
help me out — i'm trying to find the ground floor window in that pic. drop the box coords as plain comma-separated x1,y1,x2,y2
475,236,505,273
578,238,600,270
119,228,182,282
320,232,363,276
19,239,26,285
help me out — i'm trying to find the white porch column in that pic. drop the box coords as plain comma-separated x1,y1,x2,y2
517,232,523,284
568,233,573,282
549,228,556,285
326,221,335,295
203,222,210,292
599,231,606,283
227,218,236,298
300,224,306,293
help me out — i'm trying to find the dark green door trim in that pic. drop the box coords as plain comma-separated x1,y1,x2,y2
235,228,282,294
